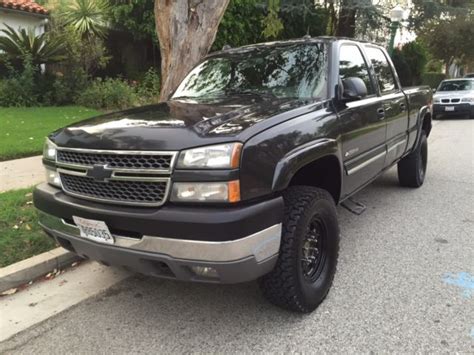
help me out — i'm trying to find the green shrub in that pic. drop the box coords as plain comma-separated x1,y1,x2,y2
135,67,160,105
76,77,137,110
0,56,38,107
392,41,428,86
421,72,446,89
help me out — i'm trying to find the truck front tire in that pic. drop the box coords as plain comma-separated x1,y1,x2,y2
397,131,428,188
259,186,339,313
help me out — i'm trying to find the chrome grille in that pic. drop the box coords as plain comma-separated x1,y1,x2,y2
60,173,169,206
55,147,176,206
57,150,174,172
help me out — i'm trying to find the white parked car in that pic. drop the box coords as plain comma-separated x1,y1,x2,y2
433,79,474,119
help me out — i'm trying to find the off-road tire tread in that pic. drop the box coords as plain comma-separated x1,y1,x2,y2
259,186,339,313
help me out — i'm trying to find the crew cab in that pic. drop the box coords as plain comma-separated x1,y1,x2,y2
34,37,432,313
433,78,474,119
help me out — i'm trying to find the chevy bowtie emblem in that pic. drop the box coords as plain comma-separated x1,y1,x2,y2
86,164,113,182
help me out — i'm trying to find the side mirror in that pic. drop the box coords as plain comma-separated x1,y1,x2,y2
340,77,368,101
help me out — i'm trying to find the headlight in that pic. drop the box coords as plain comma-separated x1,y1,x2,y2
177,143,242,169
171,180,240,203
43,139,57,161
461,97,474,103
45,168,61,188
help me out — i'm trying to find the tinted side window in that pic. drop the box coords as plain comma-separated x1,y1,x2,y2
365,47,397,93
339,45,374,95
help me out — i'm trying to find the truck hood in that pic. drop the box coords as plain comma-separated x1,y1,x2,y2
50,97,309,151
433,90,474,99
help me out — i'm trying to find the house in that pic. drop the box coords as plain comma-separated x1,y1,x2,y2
0,0,49,36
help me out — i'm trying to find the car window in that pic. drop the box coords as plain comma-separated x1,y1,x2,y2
438,80,473,91
365,46,397,93
339,45,375,96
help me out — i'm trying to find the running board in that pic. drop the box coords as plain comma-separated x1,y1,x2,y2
341,197,366,215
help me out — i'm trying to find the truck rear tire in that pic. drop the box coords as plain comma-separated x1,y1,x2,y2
397,131,428,188
259,186,339,313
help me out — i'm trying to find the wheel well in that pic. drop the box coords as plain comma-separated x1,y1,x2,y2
288,155,341,204
422,113,432,137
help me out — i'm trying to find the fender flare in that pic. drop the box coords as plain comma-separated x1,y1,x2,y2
271,138,342,192
413,105,432,149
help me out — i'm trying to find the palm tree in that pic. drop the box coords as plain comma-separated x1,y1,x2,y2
0,25,67,67
60,0,110,39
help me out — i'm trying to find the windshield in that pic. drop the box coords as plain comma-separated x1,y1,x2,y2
438,80,473,92
172,43,328,100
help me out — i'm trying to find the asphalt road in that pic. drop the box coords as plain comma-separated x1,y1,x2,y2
1,118,473,353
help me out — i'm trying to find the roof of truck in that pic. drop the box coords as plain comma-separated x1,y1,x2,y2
210,36,383,56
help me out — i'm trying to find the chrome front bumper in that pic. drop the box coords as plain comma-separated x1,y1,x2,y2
38,211,281,283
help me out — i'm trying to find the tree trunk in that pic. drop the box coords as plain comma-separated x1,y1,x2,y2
155,0,230,101
335,0,356,38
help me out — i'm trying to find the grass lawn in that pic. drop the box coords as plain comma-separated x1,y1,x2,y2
0,106,100,161
0,187,57,267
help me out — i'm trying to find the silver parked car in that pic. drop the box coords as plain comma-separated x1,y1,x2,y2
433,78,474,119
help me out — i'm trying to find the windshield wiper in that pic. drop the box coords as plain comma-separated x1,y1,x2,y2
224,90,277,100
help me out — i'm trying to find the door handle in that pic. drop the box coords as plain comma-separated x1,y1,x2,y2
377,107,385,120
400,103,406,111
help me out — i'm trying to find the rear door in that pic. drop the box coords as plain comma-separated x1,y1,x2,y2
364,45,409,167
337,44,387,196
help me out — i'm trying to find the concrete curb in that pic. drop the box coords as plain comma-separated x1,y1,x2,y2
0,247,81,293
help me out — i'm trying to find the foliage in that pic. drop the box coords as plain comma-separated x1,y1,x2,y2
408,0,473,31
0,56,38,107
109,0,156,42
59,0,110,38
135,67,161,105
392,41,428,86
277,0,329,39
0,25,67,68
77,77,138,110
262,0,284,39
0,188,57,267
0,106,99,160
421,72,446,89
418,16,474,69
425,59,443,73
261,0,330,40
48,23,110,76
213,0,265,50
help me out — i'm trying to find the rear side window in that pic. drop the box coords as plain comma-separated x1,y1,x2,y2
339,45,375,96
365,46,397,93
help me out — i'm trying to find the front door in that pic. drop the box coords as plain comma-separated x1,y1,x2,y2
337,44,387,196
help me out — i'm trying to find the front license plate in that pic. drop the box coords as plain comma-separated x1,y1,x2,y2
445,106,455,111
73,216,114,244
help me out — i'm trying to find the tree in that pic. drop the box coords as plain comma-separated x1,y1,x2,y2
418,16,474,73
0,25,67,69
59,0,110,39
154,0,230,101
212,0,266,50
109,0,157,42
392,41,428,86
52,0,111,75
408,0,473,32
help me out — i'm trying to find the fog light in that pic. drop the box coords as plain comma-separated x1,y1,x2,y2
45,168,61,188
190,266,219,279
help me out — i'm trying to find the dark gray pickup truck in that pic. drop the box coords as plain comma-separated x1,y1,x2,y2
34,37,432,313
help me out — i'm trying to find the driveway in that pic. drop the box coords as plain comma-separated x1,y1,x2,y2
1,118,473,353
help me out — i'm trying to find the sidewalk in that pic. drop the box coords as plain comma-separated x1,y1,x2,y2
0,155,43,192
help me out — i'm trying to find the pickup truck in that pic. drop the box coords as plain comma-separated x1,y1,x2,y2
34,37,432,313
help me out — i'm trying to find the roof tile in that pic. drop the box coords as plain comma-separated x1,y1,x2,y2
0,0,49,15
